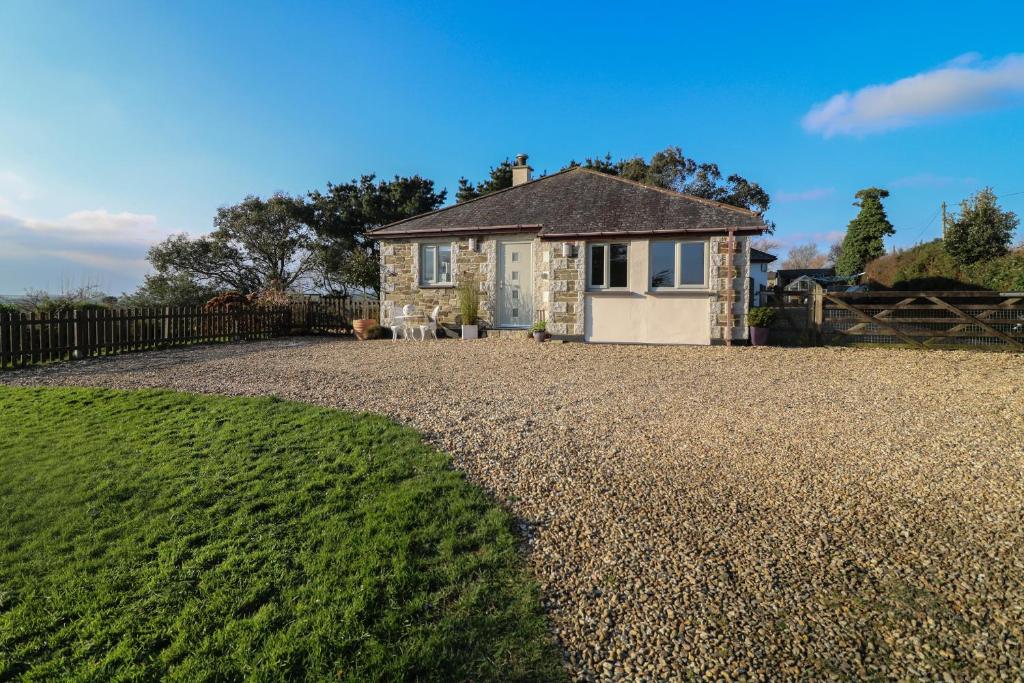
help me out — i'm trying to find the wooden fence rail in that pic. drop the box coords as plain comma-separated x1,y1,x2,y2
0,298,382,369
768,287,1024,350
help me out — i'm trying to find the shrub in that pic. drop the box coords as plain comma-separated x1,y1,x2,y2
364,324,393,340
944,188,1018,266
747,307,776,327
530,320,547,333
0,302,19,316
866,240,1024,291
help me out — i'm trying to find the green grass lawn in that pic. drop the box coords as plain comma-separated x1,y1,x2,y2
0,386,562,682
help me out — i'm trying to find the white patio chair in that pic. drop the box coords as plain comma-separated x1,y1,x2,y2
418,305,441,340
384,303,408,342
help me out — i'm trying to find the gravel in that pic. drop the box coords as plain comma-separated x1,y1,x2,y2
4,337,1024,681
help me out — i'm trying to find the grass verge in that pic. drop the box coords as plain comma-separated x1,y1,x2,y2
0,386,562,681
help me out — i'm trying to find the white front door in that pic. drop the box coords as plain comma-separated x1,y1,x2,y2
497,241,533,327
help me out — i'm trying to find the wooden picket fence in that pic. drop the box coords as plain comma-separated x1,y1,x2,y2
0,297,382,369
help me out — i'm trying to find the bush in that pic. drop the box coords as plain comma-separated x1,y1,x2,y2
747,307,776,327
0,302,19,316
530,320,547,333
364,324,393,340
866,240,1024,291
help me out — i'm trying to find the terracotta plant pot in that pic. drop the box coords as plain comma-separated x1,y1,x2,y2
749,326,770,346
353,318,375,341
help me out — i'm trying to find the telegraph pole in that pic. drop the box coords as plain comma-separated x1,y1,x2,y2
941,201,947,240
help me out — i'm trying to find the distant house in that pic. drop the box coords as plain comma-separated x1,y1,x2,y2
370,154,770,344
749,248,777,305
776,268,836,291
781,269,864,293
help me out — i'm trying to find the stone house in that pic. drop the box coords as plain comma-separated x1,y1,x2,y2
369,154,769,344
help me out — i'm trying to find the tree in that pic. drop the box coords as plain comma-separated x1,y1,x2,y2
561,146,772,217
782,243,829,269
826,242,843,266
751,237,782,253
464,147,772,221
835,188,894,276
23,283,108,313
121,272,220,307
307,174,446,295
455,159,514,203
944,187,1019,266
147,193,315,294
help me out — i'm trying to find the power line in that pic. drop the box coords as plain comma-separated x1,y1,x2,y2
910,207,940,244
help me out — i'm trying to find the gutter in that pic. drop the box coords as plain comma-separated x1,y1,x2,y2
539,226,766,240
369,224,542,239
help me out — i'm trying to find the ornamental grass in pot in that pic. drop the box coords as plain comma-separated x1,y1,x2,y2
747,306,775,346
458,278,480,340
531,320,548,342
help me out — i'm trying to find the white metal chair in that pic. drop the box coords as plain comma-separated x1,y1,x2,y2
419,305,441,340
384,303,409,341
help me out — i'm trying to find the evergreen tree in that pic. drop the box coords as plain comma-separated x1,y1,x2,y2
943,187,1019,266
835,188,895,275
455,159,514,203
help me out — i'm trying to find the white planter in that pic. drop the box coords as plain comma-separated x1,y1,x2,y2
461,324,478,340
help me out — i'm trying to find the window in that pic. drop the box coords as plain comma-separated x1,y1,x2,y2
648,240,707,290
420,243,452,285
649,242,674,288
588,243,628,289
679,242,705,285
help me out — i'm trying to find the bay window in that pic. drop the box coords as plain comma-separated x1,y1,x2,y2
648,240,707,290
419,242,453,286
588,242,629,289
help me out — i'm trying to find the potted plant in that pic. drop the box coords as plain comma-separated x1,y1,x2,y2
747,306,775,346
531,320,547,342
353,318,376,340
458,278,480,340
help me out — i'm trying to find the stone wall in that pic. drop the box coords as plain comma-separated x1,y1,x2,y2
539,241,585,337
379,237,495,328
708,235,751,341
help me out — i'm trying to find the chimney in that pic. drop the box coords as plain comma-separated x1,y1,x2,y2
511,153,532,186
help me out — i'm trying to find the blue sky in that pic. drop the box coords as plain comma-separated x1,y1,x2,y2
2,1,1023,294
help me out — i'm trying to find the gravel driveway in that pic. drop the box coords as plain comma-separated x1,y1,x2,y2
4,338,1023,680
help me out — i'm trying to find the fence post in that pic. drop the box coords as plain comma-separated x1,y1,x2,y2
808,284,824,343
72,309,83,359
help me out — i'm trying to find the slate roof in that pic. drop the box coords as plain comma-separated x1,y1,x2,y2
750,248,777,263
369,167,767,239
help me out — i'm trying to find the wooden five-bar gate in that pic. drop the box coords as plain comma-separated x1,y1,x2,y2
0,297,381,369
769,287,1024,350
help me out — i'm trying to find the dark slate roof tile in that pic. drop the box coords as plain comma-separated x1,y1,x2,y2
370,167,767,238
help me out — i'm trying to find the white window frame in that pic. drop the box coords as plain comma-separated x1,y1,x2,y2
419,241,454,286
648,239,709,291
587,242,629,290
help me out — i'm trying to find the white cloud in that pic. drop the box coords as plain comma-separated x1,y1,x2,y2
802,53,1024,137
0,209,167,293
891,173,979,189
776,187,835,202
22,209,162,244
774,230,846,251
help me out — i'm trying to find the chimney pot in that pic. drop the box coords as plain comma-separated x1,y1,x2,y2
511,152,532,186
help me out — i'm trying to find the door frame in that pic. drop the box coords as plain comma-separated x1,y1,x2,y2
495,239,534,328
